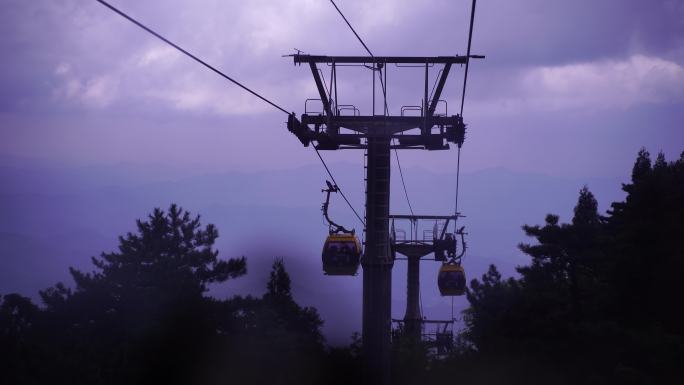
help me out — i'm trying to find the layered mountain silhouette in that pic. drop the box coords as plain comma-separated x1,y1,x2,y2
0,156,624,343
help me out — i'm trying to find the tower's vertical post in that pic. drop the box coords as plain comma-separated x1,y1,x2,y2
404,255,422,340
362,135,393,385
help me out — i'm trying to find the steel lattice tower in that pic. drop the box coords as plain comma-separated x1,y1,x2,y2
288,54,476,385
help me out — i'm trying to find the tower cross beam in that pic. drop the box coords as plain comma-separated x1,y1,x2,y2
293,54,477,64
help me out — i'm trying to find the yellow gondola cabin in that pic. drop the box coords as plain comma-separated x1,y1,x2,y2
438,263,466,296
322,232,362,276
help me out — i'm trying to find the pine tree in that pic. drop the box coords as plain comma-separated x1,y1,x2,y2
607,149,684,331
41,204,246,314
223,259,325,385
464,264,521,351
37,204,247,385
266,258,292,299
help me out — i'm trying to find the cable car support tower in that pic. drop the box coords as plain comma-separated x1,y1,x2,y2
94,0,482,383
288,51,482,385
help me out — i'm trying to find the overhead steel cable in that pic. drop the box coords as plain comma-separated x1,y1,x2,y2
329,1,388,114
95,0,366,226
460,0,478,116
95,0,289,115
393,140,415,217
329,0,414,216
313,146,366,226
329,0,373,57
455,0,477,220
454,146,462,217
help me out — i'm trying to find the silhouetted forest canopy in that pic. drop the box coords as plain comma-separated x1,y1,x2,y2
1,149,683,385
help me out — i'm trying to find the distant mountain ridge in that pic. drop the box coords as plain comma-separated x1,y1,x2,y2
0,156,626,343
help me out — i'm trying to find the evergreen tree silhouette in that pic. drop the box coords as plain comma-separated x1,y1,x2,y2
452,149,684,384
266,258,292,299
0,293,41,384
37,204,247,385
222,259,325,385
607,149,684,332
4,150,684,385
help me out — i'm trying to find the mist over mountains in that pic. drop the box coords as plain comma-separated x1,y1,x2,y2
0,155,625,343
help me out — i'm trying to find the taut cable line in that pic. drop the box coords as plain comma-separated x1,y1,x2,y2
460,0,478,116
455,0,477,219
95,0,366,225
329,0,373,57
94,0,289,115
329,1,389,114
328,0,414,216
454,146,462,217
313,146,366,227
394,140,415,217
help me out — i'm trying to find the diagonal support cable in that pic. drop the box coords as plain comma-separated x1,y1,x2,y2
455,0,477,221
95,0,289,115
96,0,368,226
329,0,373,57
313,146,365,227
329,0,388,114
460,0,478,116
393,140,415,217
329,0,415,215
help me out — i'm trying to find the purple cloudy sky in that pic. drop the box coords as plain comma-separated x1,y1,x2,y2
1,0,683,177
1,0,683,342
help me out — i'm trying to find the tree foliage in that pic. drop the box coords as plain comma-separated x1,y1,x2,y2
458,149,684,384
0,205,328,385
52,204,245,302
3,149,684,384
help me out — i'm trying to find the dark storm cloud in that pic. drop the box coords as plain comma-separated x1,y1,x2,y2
0,0,682,175
340,0,684,65
474,0,684,66
2,0,682,113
